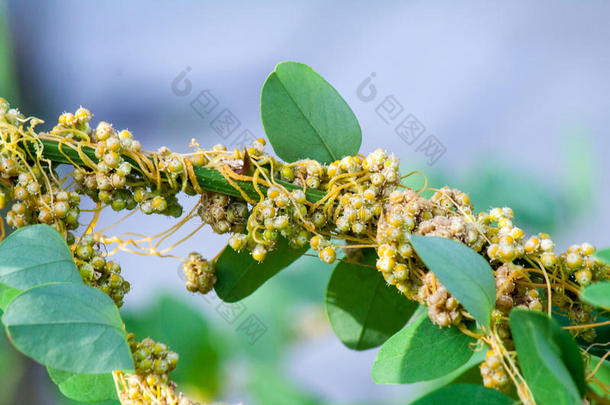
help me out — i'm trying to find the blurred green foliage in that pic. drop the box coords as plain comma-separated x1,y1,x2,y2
122,295,223,402
0,310,24,405
0,1,18,103
248,366,322,405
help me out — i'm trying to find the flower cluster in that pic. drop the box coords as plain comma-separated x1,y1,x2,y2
227,148,401,264
495,263,543,313
560,243,605,287
117,373,199,405
198,191,247,234
6,174,81,238
231,186,312,262
181,252,216,294
118,335,193,405
64,109,183,218
480,350,510,392
418,272,463,327
74,234,130,307
128,334,179,385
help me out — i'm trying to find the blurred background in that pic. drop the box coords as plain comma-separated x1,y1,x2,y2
1,1,609,404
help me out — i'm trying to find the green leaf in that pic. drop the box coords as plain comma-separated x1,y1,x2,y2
594,248,610,265
509,309,585,405
371,312,474,384
580,281,610,310
48,368,117,402
2,283,133,374
393,349,487,403
261,61,361,164
325,249,418,350
215,239,305,302
411,384,515,405
0,225,82,309
410,235,495,329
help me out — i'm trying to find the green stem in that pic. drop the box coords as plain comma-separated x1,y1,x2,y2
26,139,326,203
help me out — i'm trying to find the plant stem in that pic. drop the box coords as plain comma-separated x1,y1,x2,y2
26,139,326,203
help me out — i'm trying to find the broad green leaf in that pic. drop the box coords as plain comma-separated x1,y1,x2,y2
0,224,82,309
393,349,486,403
594,248,610,265
509,309,585,405
261,61,361,164
580,281,610,310
215,239,305,302
411,384,515,405
48,368,117,402
410,235,495,328
2,283,133,374
325,249,418,350
371,312,474,384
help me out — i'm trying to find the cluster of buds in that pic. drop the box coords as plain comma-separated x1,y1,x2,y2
74,235,130,307
134,187,183,217
495,263,543,313
227,148,401,263
64,111,182,218
54,106,94,136
1,103,87,237
330,151,401,234
310,235,338,264
418,272,463,327
559,243,605,286
480,350,510,392
375,187,485,308
334,191,380,235
483,207,526,263
376,242,419,299
417,215,485,251
229,187,312,262
280,159,324,189
429,187,473,214
566,303,597,342
198,191,247,234
0,154,19,180
0,98,24,125
117,373,199,405
128,335,179,385
69,116,137,205
181,252,216,294
523,232,557,267
6,171,81,238
156,146,186,178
